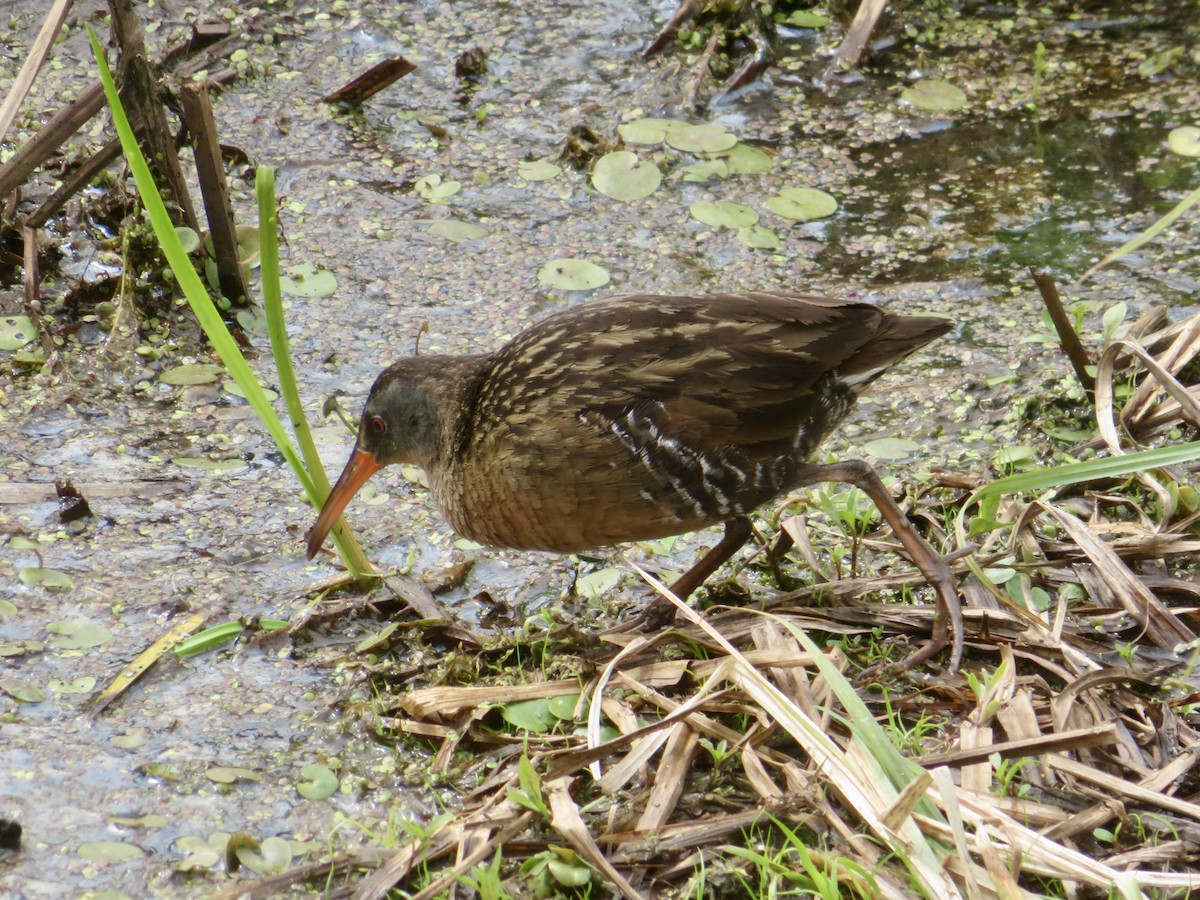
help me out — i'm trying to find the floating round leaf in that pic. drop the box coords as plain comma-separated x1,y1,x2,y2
721,143,774,174
617,119,668,145
591,150,661,201
0,677,47,703
280,264,338,298
547,693,582,721
1168,125,1200,157
666,124,738,153
236,306,269,336
901,79,967,113
690,200,759,229
517,159,562,181
296,764,339,801
536,258,611,291
501,698,554,733
46,618,111,648
20,568,74,591
205,766,261,784
236,836,293,876
0,316,36,351
863,437,920,460
576,567,622,598
78,841,145,863
160,363,223,386
767,188,839,221
236,224,261,266
677,159,729,183
49,676,97,694
175,226,201,254
781,11,829,27
1138,46,1184,78
429,219,490,243
737,225,780,249
415,173,462,203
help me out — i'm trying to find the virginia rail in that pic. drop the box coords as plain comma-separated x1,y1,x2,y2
306,292,961,671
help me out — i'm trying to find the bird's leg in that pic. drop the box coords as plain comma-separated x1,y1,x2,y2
791,460,963,674
603,517,754,635
668,516,754,599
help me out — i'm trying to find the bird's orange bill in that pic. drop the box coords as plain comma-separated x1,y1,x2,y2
306,448,380,559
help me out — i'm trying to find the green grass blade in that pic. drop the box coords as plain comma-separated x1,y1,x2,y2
256,168,372,575
971,440,1200,502
89,27,312,495
90,27,373,576
1084,184,1200,280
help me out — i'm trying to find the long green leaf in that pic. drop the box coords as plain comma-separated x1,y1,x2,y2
257,169,372,575
90,27,371,576
971,440,1200,501
1083,184,1200,280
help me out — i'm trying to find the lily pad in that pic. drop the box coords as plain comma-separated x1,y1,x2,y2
0,677,47,703
296,764,339,801
160,363,223,386
415,173,462,203
576,567,622,598
206,766,261,784
236,224,262,266
236,305,269,336
47,619,111,649
19,567,74,590
78,840,145,863
591,150,661,201
175,226,202,254
863,437,920,460
0,639,44,657
666,124,738,154
428,219,490,243
501,698,554,733
617,119,668,145
720,143,774,174
1168,126,1200,157
112,728,149,750
517,159,561,181
175,833,227,872
547,693,582,721
0,316,37,351
49,676,98,694
536,258,611,291
781,11,829,27
676,159,728,183
280,264,338,298
1138,46,1184,78
901,79,967,113
690,200,759,229
766,188,839,222
236,836,292,875
737,225,780,249
0,599,16,620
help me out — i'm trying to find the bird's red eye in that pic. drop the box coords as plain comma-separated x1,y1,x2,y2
368,416,387,435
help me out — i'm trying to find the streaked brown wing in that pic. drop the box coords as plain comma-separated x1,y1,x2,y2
448,294,889,549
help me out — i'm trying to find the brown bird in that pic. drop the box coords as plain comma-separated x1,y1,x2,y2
307,292,961,671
